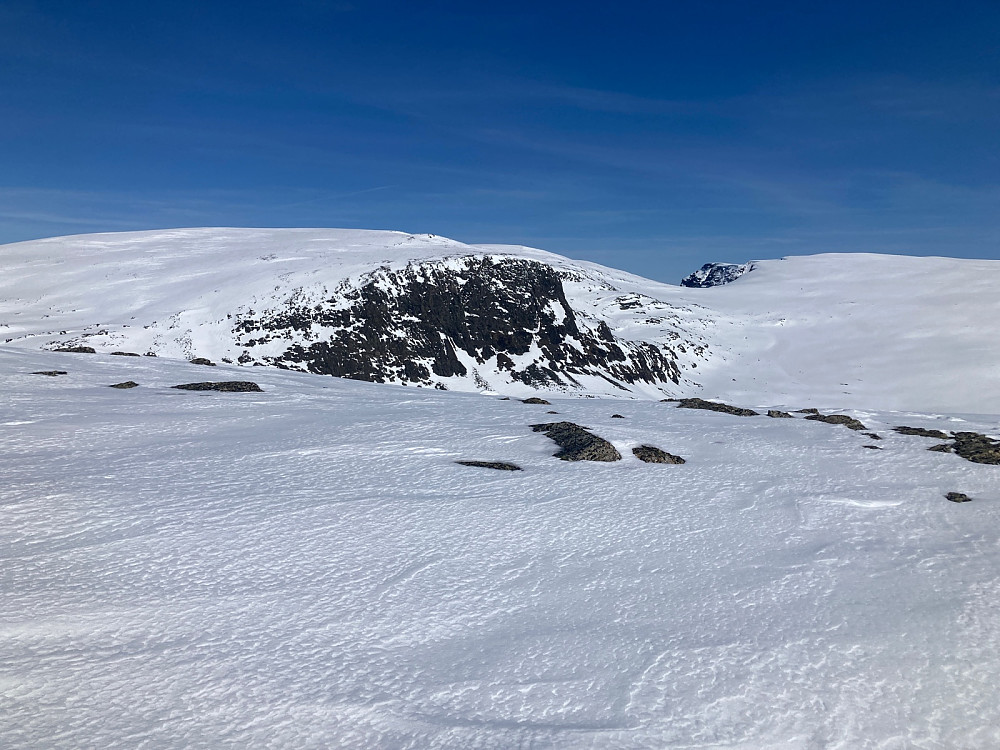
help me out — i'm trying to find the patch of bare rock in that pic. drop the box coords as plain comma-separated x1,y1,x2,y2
172,381,263,392
109,381,139,389
632,445,685,464
455,460,522,471
670,398,759,417
804,413,867,431
893,426,951,440
928,432,1000,465
530,422,621,462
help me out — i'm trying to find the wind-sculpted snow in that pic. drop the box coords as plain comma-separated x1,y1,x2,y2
3,348,1000,749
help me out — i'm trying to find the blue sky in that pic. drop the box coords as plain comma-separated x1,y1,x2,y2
1,0,998,282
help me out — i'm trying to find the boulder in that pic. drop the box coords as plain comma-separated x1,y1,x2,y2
632,445,685,464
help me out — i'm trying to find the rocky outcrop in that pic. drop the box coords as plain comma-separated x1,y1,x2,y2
805,414,867,431
172,381,263,392
109,381,139,389
894,426,951,439
946,492,972,503
530,422,621,462
455,460,522,471
680,262,754,288
674,398,759,417
632,445,685,464
234,257,686,392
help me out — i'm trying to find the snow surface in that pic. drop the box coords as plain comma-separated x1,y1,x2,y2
3,347,1000,749
4,229,1000,748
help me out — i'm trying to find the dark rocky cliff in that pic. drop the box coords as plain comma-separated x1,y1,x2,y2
233,256,685,391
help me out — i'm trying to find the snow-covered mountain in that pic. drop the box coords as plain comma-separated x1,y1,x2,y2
5,230,1000,749
0,228,710,399
4,227,1000,411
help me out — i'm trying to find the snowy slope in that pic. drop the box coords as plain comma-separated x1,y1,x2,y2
0,228,712,400
686,253,1000,414
2,347,999,749
4,228,1000,412
0,229,1000,414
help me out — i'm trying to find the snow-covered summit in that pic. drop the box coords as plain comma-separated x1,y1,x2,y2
0,228,709,399
4,229,1000,412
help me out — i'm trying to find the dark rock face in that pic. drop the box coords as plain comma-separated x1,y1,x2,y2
109,381,139,389
611,414,625,419
233,257,685,391
680,262,754,288
795,408,820,415
676,398,759,417
55,345,95,354
522,397,551,405
805,414,867,431
530,422,621,462
946,492,972,503
110,351,141,357
456,460,522,471
32,370,67,376
863,433,882,440
767,410,793,418
862,445,883,450
632,445,685,464
172,381,263,392
189,357,217,366
894,426,951,440
928,444,953,453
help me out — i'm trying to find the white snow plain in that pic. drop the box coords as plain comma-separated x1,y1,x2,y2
3,347,999,749
3,229,1000,748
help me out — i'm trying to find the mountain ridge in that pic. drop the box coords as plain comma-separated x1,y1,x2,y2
4,228,1000,412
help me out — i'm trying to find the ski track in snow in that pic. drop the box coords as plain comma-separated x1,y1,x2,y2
2,349,999,749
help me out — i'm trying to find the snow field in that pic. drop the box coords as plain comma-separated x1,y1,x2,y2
2,349,999,748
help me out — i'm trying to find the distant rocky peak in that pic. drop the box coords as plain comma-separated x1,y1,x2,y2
680,262,755,288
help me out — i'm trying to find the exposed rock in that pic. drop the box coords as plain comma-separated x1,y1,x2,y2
611,414,625,419
951,432,1000,465
109,381,139,389
675,398,759,417
235,256,686,391
862,445,883,450
946,492,972,503
680,262,754,288
522,397,551,405
863,433,882,440
110,351,141,357
455,460,522,471
32,370,67,376
804,414,867,431
795,408,820,415
894,426,951,440
54,345,95,354
546,410,558,414
632,445,685,464
928,444,953,453
530,422,621,462
767,410,793,418
172,381,263,392
189,357,217,366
